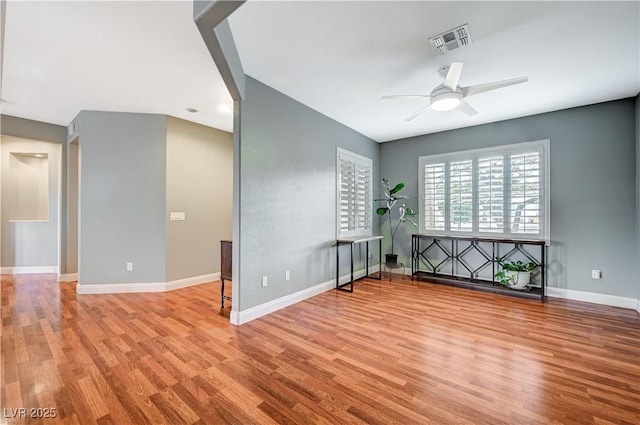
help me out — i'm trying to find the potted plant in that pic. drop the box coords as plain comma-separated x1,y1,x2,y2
494,257,537,289
376,179,417,267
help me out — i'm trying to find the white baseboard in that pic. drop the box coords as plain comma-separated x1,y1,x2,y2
1,266,58,274
546,287,638,310
76,272,220,294
166,273,220,291
58,273,78,282
230,266,380,326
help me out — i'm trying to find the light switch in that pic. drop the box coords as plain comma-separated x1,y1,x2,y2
170,212,186,221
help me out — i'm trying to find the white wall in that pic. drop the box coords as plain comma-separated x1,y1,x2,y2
165,116,233,281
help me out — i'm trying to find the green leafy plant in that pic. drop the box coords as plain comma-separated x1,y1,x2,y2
494,256,536,286
375,179,417,254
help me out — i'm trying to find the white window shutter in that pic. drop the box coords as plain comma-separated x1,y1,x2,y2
418,140,549,242
337,149,372,238
449,159,473,232
422,162,446,231
509,150,541,235
478,155,505,233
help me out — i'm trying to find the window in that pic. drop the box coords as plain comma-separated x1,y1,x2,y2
419,140,549,241
337,148,372,238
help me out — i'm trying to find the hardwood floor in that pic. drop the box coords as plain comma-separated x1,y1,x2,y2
1,273,639,425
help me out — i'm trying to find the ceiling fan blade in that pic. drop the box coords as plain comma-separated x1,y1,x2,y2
405,104,432,121
458,100,478,116
443,62,464,91
460,76,528,98
381,95,430,100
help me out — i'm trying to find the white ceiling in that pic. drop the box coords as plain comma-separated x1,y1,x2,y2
229,1,640,142
1,2,639,143
1,1,233,132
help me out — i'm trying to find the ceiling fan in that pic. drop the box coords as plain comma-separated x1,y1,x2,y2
382,62,528,121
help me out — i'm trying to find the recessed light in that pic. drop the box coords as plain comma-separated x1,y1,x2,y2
186,107,198,113
34,154,45,158
217,104,232,113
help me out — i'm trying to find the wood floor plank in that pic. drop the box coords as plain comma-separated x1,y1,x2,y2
2,273,639,424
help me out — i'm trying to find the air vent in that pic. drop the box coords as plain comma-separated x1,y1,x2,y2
429,24,472,54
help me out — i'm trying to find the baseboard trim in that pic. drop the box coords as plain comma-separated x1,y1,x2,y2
76,273,219,294
58,273,78,282
166,273,220,291
1,266,58,274
230,266,380,326
546,287,638,310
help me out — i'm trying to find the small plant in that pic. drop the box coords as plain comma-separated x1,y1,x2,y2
495,256,536,287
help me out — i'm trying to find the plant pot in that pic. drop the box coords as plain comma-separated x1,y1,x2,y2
385,253,399,268
505,270,530,289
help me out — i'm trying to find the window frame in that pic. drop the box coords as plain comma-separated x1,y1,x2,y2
418,140,550,243
336,148,373,239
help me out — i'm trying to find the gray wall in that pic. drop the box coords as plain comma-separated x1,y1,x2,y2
75,111,167,285
636,94,640,307
381,99,638,299
166,116,233,281
66,141,79,275
1,115,66,271
1,114,67,143
0,136,61,269
237,77,380,310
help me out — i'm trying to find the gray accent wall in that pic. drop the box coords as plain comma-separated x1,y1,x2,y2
381,99,638,299
237,77,379,310
1,115,66,271
66,141,79,275
166,116,233,281
636,94,640,307
0,136,61,269
75,111,167,285
1,114,67,143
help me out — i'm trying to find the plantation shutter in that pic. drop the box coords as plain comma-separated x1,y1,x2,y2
418,140,549,242
509,150,542,235
337,148,372,238
478,155,505,233
422,162,446,231
449,159,473,232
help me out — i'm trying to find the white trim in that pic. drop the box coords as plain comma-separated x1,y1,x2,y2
166,273,220,291
1,266,58,274
76,273,219,294
547,287,638,310
231,266,380,325
58,273,78,282
636,297,640,314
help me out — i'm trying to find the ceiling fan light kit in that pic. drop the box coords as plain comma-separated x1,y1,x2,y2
430,90,462,111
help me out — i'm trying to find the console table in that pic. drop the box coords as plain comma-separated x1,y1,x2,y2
220,240,232,308
336,235,383,292
412,234,546,300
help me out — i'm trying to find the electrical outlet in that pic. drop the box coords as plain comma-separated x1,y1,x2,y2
261,276,268,287
126,262,133,271
285,270,290,281
591,269,602,279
